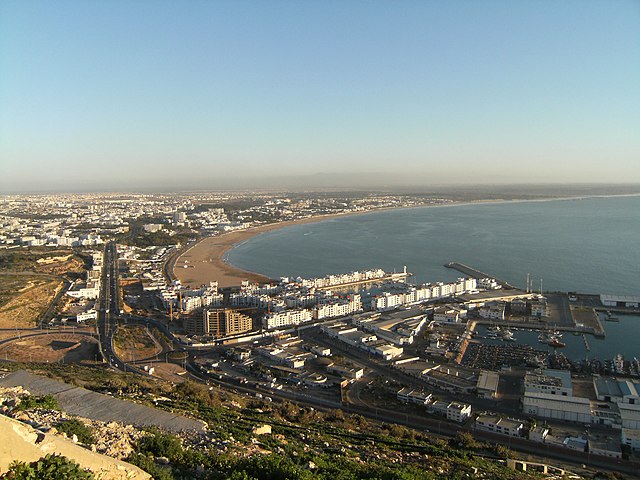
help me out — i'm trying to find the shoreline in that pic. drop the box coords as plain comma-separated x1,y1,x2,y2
172,193,640,288
173,211,367,288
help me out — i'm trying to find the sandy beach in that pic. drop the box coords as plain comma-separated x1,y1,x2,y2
173,214,353,288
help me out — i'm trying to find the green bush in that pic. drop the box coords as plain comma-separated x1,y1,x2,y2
126,454,174,480
136,428,183,460
17,394,58,411
1,454,94,479
56,418,95,444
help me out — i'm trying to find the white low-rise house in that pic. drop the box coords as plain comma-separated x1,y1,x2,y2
370,278,477,311
562,436,587,452
479,302,505,321
352,310,427,345
309,345,331,357
230,292,271,308
530,300,549,318
256,346,310,369
285,294,318,308
372,292,404,311
340,330,377,345
428,400,450,416
263,308,313,329
447,402,472,423
433,308,460,323
322,324,358,338
66,281,100,300
143,223,163,232
474,414,524,437
181,295,202,312
478,277,500,290
315,294,362,319
397,388,432,405
372,344,403,360
528,426,550,443
428,400,472,423
76,310,97,322
202,293,224,308
327,364,363,380
160,289,178,307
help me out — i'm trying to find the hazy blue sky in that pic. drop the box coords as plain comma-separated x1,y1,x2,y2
1,1,639,192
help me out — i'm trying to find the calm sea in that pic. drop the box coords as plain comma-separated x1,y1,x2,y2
227,195,640,359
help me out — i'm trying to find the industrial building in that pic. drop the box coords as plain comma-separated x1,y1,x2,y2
522,392,620,427
593,377,640,404
600,294,640,308
476,370,500,399
524,369,573,397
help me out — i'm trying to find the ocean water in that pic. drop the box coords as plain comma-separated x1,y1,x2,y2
227,195,640,359
227,196,640,295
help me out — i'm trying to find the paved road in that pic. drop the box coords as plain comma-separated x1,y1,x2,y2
96,241,144,373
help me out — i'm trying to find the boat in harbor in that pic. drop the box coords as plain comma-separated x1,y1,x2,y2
538,329,563,345
614,353,625,374
499,329,516,341
546,336,566,348
487,325,501,338
606,311,619,321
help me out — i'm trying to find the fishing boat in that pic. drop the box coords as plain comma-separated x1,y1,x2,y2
548,337,566,348
487,325,501,338
606,311,619,321
500,329,516,341
613,353,625,374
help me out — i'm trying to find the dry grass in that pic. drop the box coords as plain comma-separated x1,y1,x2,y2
0,333,99,363
0,278,63,338
113,325,162,361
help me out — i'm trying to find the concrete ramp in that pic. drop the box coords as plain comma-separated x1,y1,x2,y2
0,370,205,433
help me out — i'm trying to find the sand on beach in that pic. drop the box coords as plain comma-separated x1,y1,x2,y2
173,215,346,288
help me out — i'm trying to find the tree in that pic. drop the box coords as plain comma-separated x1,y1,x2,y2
451,431,477,449
1,454,94,479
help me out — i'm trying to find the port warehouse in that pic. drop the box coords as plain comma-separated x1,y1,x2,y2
600,295,640,308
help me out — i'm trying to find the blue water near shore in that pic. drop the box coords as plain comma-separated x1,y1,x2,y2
227,195,640,359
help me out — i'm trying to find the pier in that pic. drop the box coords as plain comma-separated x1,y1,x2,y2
569,305,605,337
445,262,518,289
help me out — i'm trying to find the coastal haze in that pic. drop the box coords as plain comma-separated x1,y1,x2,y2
2,1,640,479
1,2,639,192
